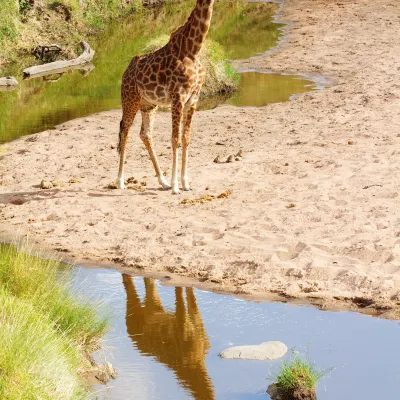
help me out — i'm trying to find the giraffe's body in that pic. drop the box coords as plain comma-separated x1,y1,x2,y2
117,0,215,194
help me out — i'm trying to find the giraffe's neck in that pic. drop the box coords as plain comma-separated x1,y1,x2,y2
171,0,215,58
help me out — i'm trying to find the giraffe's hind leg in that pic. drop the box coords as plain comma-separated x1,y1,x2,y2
140,104,171,190
181,102,197,191
117,94,141,189
170,97,184,195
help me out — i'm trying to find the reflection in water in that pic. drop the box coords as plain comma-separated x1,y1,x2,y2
76,267,400,400
122,275,215,400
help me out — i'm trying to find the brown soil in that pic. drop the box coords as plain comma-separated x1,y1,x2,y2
267,384,317,400
1,0,400,317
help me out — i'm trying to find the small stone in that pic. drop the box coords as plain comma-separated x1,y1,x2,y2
95,362,117,384
0,175,14,186
235,156,242,161
219,341,287,360
235,149,243,158
226,155,235,163
217,190,232,199
40,180,53,189
213,155,221,163
51,180,63,187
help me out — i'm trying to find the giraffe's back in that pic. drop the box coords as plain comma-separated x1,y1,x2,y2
122,45,205,107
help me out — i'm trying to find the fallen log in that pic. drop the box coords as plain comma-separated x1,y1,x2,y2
23,41,95,79
0,76,18,91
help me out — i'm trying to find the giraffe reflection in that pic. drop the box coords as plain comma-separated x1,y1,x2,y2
122,275,215,399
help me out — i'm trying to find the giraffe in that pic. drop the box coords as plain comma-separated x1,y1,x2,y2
117,0,215,194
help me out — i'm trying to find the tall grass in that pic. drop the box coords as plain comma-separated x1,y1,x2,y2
0,243,109,400
0,0,19,56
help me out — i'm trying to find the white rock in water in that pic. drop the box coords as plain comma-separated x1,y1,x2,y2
219,341,288,360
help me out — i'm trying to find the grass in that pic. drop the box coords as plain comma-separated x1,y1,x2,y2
0,0,143,64
144,35,240,97
0,242,109,400
271,352,333,394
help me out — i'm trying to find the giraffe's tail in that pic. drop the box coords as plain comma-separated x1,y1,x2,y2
117,119,124,154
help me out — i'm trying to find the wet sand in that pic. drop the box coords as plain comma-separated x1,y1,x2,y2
1,0,400,317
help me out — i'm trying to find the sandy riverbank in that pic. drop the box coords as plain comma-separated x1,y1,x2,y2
1,0,400,317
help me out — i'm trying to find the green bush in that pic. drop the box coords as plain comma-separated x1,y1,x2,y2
271,352,333,394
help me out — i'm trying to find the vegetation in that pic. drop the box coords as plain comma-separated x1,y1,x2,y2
0,0,142,64
0,243,109,400
271,352,333,395
144,35,240,97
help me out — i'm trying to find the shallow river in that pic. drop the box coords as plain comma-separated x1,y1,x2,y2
74,267,400,400
0,1,316,143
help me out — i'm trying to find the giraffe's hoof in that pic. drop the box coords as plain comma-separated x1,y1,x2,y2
158,176,171,190
117,181,126,190
172,186,181,195
182,177,191,191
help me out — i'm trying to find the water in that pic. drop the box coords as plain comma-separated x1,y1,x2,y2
75,267,400,400
0,1,316,144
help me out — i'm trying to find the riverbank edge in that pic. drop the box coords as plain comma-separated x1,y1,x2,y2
0,232,395,320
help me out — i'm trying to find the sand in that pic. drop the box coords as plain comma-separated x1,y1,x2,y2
1,0,400,317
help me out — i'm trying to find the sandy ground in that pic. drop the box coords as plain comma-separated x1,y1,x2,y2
1,0,400,317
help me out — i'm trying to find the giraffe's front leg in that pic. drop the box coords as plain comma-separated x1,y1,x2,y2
181,103,196,191
171,98,184,194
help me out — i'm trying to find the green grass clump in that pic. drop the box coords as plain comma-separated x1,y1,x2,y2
0,0,19,47
143,34,240,97
0,243,109,400
273,353,331,394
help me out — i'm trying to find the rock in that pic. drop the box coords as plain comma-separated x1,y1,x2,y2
0,175,14,186
213,155,221,163
40,180,53,189
219,341,287,360
267,384,317,400
94,362,117,384
51,180,63,187
235,149,243,158
226,154,235,163
0,76,18,87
